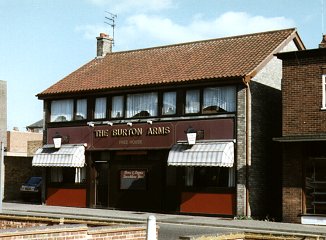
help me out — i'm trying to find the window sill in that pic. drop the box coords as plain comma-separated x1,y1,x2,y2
321,107,326,111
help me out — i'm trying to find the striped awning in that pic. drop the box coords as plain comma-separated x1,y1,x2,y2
167,141,234,167
32,144,85,167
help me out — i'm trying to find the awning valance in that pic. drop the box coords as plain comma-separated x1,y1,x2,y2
167,141,234,167
32,144,85,167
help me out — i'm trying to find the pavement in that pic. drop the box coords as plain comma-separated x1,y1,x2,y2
1,202,326,237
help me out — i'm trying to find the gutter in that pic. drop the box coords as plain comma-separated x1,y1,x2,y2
242,75,252,217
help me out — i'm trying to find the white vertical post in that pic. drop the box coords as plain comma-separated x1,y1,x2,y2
0,141,4,212
146,215,157,240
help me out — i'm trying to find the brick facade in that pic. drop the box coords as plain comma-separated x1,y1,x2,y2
277,47,326,223
282,143,304,223
282,54,326,136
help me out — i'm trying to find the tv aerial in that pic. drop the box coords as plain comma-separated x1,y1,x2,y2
105,11,117,46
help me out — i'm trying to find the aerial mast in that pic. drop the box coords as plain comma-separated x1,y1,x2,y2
105,11,117,46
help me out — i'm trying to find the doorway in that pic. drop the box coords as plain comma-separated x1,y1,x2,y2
94,161,109,208
109,151,166,212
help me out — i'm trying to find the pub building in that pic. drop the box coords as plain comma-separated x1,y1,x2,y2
33,29,305,218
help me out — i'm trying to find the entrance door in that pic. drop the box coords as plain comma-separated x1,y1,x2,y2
94,162,109,208
109,152,165,212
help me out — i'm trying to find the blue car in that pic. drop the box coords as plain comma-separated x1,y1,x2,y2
20,177,42,202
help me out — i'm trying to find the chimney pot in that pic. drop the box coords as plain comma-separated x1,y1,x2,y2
100,33,108,38
96,33,113,57
319,34,326,48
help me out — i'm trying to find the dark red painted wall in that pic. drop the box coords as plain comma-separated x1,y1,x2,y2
47,118,235,150
46,188,87,207
180,192,235,215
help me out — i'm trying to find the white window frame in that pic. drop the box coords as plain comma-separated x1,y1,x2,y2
322,75,326,110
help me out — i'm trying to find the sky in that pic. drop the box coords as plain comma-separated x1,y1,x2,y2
0,0,324,131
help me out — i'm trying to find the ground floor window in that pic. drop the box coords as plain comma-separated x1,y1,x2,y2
50,167,86,184
305,158,326,214
184,166,235,189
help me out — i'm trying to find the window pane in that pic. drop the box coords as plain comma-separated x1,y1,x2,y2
111,96,124,118
194,167,229,188
162,92,176,115
50,168,63,182
75,167,86,183
120,170,147,190
203,86,236,113
305,158,326,214
95,97,107,119
185,90,200,114
126,92,158,118
50,99,73,122
323,75,326,108
76,99,87,120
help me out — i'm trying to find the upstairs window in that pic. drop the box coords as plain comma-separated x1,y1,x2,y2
126,92,158,118
322,75,326,109
50,99,73,122
76,99,87,120
94,97,107,119
111,95,124,118
203,86,236,113
185,90,200,114
162,92,176,115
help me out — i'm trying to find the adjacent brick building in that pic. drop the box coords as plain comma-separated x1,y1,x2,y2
276,37,326,224
35,29,304,219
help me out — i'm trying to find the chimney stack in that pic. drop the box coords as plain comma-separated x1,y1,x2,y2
319,34,326,48
96,33,113,57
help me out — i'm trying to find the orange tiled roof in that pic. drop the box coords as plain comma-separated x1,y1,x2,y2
38,28,302,98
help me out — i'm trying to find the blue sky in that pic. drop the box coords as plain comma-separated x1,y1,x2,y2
0,0,324,131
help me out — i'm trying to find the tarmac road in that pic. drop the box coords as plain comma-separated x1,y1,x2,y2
158,222,234,240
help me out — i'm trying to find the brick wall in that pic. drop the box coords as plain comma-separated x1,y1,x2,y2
249,80,282,219
0,223,153,240
236,85,247,216
4,156,42,201
282,54,326,136
282,143,303,223
280,50,326,223
27,140,42,156
238,55,283,219
6,131,42,154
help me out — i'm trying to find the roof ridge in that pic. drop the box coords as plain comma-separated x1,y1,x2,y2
104,28,297,56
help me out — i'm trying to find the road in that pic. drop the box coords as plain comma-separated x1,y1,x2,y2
157,222,234,240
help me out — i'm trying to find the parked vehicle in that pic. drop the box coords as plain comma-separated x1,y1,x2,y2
20,177,42,202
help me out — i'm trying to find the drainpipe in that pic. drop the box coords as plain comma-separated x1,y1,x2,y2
243,75,252,217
